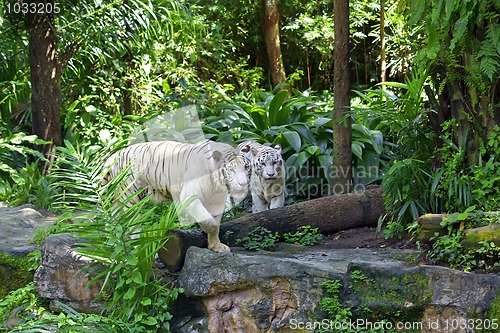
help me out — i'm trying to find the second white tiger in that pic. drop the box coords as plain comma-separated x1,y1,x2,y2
238,141,285,213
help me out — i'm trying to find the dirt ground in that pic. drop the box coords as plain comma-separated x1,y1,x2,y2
319,227,418,250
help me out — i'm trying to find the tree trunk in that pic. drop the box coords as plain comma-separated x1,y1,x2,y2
262,0,286,88
122,54,134,116
332,0,352,194
26,2,62,172
159,186,384,271
380,0,386,86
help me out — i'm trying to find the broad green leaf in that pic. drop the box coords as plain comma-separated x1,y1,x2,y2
294,151,309,168
141,298,152,306
290,123,317,145
376,81,408,90
371,130,383,154
269,90,289,125
352,143,363,160
314,117,331,127
305,145,320,156
249,106,268,130
143,316,158,325
123,288,136,300
283,131,301,152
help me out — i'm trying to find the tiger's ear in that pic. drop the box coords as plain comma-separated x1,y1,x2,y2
251,147,259,157
273,144,282,154
212,151,223,164
240,144,250,153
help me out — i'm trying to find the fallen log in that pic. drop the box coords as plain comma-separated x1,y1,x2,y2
460,224,500,250
417,214,448,243
418,212,500,244
158,186,384,272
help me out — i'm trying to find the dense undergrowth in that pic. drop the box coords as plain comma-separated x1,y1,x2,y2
1,82,499,331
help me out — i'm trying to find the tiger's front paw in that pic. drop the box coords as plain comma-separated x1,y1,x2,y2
208,242,231,253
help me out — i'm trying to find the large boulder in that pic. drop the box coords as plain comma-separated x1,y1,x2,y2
172,246,500,333
0,203,57,257
33,233,103,313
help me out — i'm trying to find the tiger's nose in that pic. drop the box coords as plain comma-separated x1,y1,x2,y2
239,176,249,187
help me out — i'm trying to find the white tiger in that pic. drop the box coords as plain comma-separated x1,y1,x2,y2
237,141,285,213
103,140,249,253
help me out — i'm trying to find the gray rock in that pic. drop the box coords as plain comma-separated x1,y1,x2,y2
34,234,500,332
34,233,103,313
345,261,500,326
174,247,500,333
174,246,422,333
0,203,57,257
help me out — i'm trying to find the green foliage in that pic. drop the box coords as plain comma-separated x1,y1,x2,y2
0,283,43,332
469,241,500,273
200,87,387,200
201,88,334,199
408,0,500,88
0,132,49,206
0,162,56,209
429,234,500,273
66,202,182,332
238,225,324,250
381,158,434,238
283,226,323,246
428,124,500,217
317,279,398,333
470,126,500,211
440,206,476,232
428,207,500,273
236,226,280,251
0,254,34,300
428,233,467,269
353,68,439,237
318,280,352,326
0,284,140,333
0,117,53,209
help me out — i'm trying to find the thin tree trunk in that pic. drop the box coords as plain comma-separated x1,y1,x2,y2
26,2,62,172
122,0,134,116
380,0,386,86
122,54,134,116
262,0,286,88
332,0,352,194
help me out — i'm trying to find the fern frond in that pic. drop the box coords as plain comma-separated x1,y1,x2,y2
477,23,500,81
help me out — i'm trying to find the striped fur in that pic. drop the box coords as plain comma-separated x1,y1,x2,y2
237,141,285,213
103,140,249,252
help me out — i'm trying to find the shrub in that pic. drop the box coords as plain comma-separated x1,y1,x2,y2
236,226,280,251
283,225,323,246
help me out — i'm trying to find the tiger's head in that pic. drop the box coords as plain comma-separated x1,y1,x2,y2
213,144,250,205
251,144,284,180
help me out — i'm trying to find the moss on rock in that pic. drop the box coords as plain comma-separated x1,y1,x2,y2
488,292,500,323
346,264,433,324
0,252,34,299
